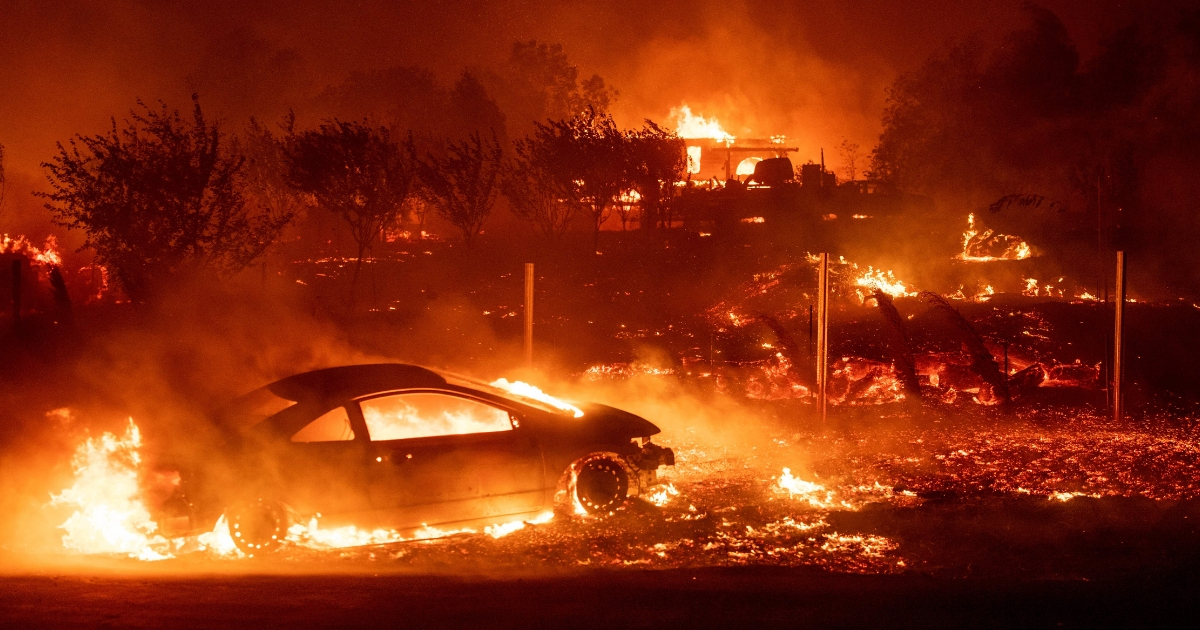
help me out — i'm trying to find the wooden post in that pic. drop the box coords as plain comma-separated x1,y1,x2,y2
808,304,814,355
816,253,830,423
523,263,534,366
11,259,21,332
1113,251,1126,422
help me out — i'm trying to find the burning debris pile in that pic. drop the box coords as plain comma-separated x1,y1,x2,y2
581,250,1110,408
1,233,113,319
957,213,1033,262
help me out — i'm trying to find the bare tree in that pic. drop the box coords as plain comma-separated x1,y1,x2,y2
837,138,862,183
39,95,290,301
285,120,412,297
414,131,504,244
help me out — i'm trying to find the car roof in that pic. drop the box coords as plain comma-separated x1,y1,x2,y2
265,363,448,402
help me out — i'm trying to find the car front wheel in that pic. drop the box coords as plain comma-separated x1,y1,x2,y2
573,456,630,515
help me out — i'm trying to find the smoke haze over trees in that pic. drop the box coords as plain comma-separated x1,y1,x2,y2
870,4,1200,293
0,1,1144,224
1,0,1193,297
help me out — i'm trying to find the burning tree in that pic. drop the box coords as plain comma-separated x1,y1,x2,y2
285,120,413,296
40,95,290,301
413,131,504,244
627,122,686,230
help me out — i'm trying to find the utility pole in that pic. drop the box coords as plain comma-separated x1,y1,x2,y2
11,259,21,333
816,253,830,422
1113,251,1126,423
523,263,534,367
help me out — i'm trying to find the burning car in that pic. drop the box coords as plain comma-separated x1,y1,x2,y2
164,364,674,553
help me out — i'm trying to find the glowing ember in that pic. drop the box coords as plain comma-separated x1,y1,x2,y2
1023,277,1039,297
644,483,680,507
740,216,765,224
958,213,1033,262
669,104,734,142
490,378,584,418
583,362,676,381
49,418,173,561
828,358,906,405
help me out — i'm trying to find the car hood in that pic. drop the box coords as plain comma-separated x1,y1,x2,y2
569,402,662,440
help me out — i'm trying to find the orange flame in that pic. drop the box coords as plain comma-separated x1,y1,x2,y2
778,468,845,509
1,234,62,267
958,214,1032,262
49,418,174,561
853,266,915,299
669,104,735,143
489,379,584,418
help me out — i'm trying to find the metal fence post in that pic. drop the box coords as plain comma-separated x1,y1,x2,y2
524,263,534,366
1113,251,1126,422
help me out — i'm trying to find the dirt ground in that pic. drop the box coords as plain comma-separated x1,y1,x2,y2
2,565,1199,629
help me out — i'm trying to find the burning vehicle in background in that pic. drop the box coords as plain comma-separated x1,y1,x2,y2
161,364,674,553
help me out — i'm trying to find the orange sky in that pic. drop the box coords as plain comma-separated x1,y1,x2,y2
0,0,1142,232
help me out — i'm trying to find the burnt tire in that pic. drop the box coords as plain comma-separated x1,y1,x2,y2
228,499,287,555
574,457,630,514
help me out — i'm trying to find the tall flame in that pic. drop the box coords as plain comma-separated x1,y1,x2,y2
49,419,173,561
669,104,735,143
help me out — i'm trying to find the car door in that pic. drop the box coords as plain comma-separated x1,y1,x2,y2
274,403,372,524
357,391,545,530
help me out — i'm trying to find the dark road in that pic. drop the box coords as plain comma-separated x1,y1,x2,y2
2,566,1198,629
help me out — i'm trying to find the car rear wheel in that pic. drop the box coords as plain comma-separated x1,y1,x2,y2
228,499,288,555
574,457,630,514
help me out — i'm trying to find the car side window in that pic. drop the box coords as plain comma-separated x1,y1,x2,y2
291,406,355,443
360,393,512,441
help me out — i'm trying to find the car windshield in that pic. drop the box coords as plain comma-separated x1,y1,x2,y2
219,387,297,432
441,373,582,417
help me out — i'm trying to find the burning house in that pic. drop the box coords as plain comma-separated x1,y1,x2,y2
668,105,932,230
